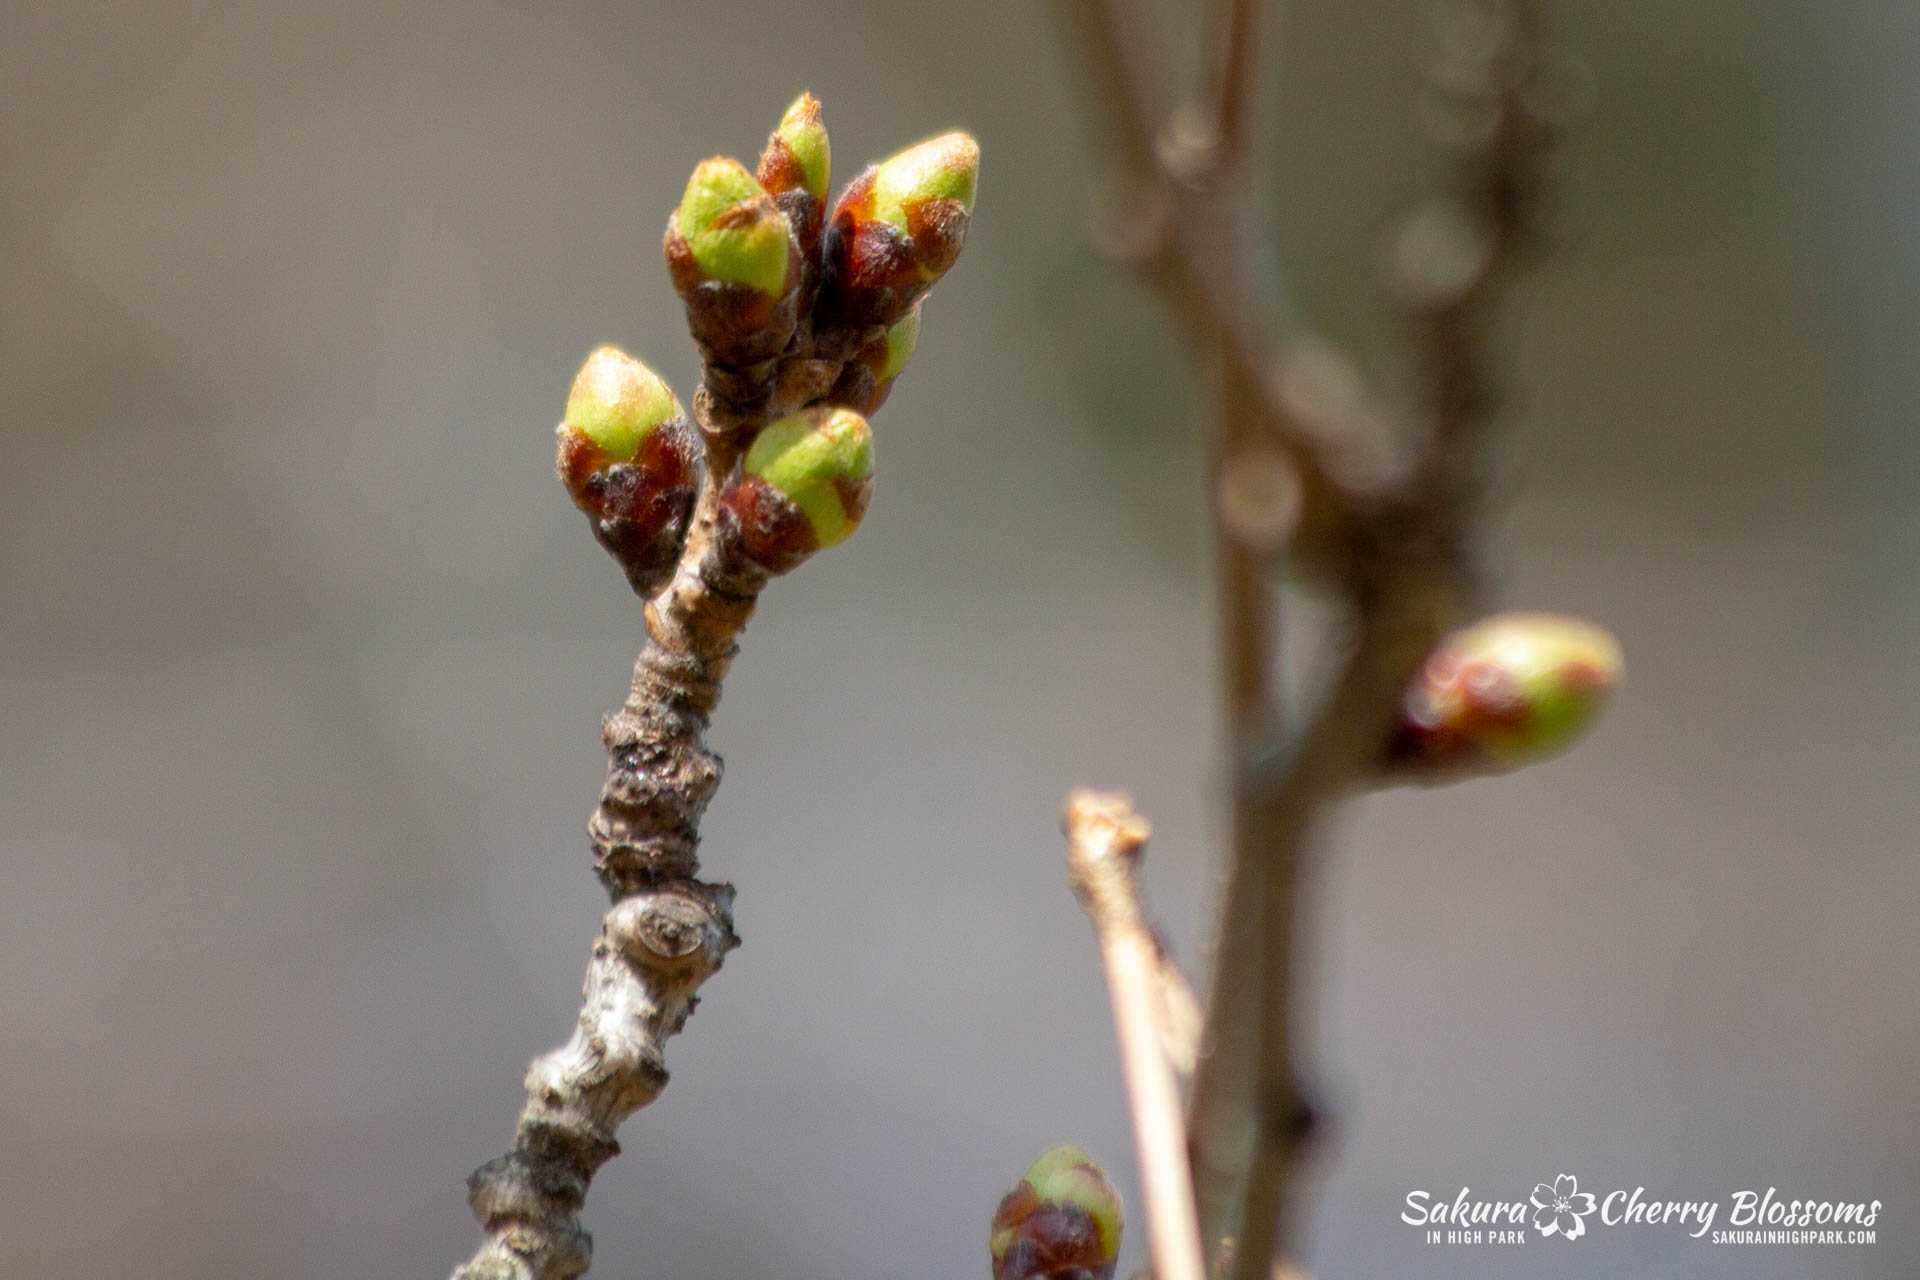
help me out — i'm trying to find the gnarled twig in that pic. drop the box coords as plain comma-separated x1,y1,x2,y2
454,402,768,1280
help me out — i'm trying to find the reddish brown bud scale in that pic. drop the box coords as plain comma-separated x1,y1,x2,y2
822,197,965,329
715,471,818,575
715,406,874,575
835,305,921,412
555,425,615,501
558,418,701,598
820,180,925,329
757,142,814,203
716,469,877,576
825,360,878,413
756,141,809,198
899,193,970,278
992,1201,1111,1280
769,186,825,270
832,473,872,520
757,148,824,260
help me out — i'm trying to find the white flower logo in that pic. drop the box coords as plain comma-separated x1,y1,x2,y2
1530,1174,1597,1240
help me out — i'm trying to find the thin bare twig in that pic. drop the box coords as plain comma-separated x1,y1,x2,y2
1055,1,1330,1263
1064,790,1207,1280
1201,0,1260,172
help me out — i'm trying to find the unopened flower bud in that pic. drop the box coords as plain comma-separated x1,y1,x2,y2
830,303,921,413
867,303,921,386
820,130,978,330
664,158,801,371
757,92,830,252
560,344,678,464
555,345,700,597
716,406,873,574
989,1145,1123,1280
672,158,790,295
1388,611,1622,777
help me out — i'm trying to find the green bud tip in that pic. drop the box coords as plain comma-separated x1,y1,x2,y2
876,306,921,381
990,1145,1123,1267
1420,612,1623,764
562,345,680,461
745,407,873,548
870,130,979,231
770,93,830,203
676,157,790,296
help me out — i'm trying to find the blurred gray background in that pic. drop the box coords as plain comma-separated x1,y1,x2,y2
2,1,1914,1277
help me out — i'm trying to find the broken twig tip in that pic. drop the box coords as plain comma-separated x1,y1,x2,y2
1063,788,1152,859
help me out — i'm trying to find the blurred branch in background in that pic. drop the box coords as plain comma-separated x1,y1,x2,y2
1052,2,1585,1277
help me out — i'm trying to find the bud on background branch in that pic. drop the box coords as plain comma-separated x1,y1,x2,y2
1387,611,1623,778
991,1146,1125,1280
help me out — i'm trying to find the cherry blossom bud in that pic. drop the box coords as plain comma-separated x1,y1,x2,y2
819,130,978,330
1388,611,1622,777
716,406,872,574
830,303,921,412
555,345,699,597
756,92,830,253
671,158,789,295
663,158,801,369
989,1145,1123,1280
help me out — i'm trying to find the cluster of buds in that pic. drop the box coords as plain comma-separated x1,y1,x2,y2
989,1146,1124,1280
663,94,978,424
1387,612,1623,778
556,94,978,590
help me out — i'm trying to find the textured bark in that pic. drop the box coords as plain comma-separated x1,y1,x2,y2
457,891,737,1280
453,422,767,1280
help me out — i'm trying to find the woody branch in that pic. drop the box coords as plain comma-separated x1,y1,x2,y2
451,96,979,1280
